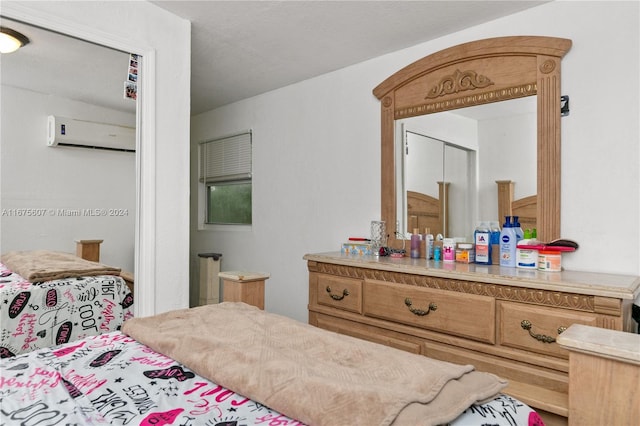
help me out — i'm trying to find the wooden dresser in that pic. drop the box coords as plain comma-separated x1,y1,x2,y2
305,252,640,424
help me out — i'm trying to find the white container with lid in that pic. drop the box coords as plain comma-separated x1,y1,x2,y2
517,248,538,269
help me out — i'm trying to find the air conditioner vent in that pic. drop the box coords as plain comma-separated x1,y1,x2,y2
47,115,135,152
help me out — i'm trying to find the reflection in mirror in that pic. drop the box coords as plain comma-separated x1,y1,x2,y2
396,96,536,240
374,36,571,246
0,17,137,274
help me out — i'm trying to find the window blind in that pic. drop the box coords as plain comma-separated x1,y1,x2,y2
200,131,252,183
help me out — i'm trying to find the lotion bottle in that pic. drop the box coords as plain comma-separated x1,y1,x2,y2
513,216,524,241
499,216,517,267
410,228,421,259
424,227,434,260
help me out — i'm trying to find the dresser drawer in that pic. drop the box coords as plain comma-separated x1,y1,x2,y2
499,301,599,359
363,279,495,344
316,274,363,314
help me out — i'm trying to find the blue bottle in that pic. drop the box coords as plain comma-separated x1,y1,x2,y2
499,216,517,267
490,221,501,245
513,216,524,242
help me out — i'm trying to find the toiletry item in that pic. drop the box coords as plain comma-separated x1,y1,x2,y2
490,220,502,265
516,241,577,252
516,241,538,269
499,216,517,267
490,221,501,245
538,250,562,272
442,238,456,263
456,243,475,263
424,228,434,260
474,222,491,264
433,245,441,261
410,228,421,259
513,216,524,242
547,238,579,249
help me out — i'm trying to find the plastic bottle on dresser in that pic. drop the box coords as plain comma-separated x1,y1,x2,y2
410,228,421,259
424,227,434,260
490,220,501,265
513,216,524,242
474,222,492,264
490,221,501,245
499,216,517,267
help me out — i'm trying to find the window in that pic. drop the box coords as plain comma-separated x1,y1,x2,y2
200,131,252,225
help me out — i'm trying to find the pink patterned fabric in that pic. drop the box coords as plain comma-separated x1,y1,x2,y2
0,262,133,357
0,331,542,425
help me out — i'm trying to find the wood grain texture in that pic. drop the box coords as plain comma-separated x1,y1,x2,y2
307,254,634,422
374,36,571,246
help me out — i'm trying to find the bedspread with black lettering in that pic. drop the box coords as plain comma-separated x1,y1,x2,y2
0,262,133,358
0,331,543,426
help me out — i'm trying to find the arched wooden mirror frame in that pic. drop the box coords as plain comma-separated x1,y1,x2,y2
374,36,571,247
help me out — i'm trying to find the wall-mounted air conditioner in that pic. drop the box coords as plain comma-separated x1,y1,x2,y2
47,115,136,152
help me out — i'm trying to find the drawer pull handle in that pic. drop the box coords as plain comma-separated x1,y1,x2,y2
326,286,349,301
404,298,437,316
520,320,567,343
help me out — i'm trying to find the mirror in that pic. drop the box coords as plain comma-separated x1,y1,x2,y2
374,36,571,246
397,96,537,240
0,17,137,273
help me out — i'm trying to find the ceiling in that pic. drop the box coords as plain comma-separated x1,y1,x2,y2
0,17,135,113
1,1,548,116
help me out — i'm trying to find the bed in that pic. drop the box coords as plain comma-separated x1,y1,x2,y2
0,249,134,358
0,302,543,426
0,302,542,426
496,180,537,233
406,182,449,237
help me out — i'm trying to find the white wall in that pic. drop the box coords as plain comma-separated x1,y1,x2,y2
2,1,191,316
1,86,136,270
399,106,537,240
478,112,538,222
192,1,639,323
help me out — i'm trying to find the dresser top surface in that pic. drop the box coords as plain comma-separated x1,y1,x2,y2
304,252,640,300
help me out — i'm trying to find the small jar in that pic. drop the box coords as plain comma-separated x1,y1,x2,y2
456,243,475,263
517,247,539,269
538,250,562,272
442,238,456,263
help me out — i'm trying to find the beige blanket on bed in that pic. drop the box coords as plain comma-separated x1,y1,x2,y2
1,250,121,282
122,302,507,426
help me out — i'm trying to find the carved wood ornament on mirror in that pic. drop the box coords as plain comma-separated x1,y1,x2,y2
373,36,572,247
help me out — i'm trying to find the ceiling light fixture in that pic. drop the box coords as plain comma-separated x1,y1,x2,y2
0,27,30,54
